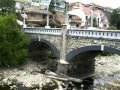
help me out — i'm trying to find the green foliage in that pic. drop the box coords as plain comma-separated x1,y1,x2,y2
0,14,28,67
0,0,15,15
39,20,62,28
110,8,120,29
89,17,98,27
48,51,57,59
107,25,118,30
93,18,98,27
98,52,112,56
49,0,56,14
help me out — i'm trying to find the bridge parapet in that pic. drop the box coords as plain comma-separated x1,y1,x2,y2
69,29,120,40
24,27,62,35
24,27,120,40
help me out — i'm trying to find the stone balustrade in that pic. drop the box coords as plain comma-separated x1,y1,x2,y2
24,27,62,35
24,27,120,40
68,29,120,40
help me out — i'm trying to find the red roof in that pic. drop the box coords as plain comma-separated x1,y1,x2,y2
82,5,98,17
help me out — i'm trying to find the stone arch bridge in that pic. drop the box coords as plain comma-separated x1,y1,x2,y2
23,27,120,78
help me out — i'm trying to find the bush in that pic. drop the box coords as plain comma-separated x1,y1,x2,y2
107,25,118,30
0,14,28,67
39,20,62,28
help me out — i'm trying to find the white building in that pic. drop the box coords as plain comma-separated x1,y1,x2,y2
15,0,31,12
31,0,51,10
68,2,100,28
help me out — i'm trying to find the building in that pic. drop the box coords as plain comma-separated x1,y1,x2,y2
15,0,53,27
87,3,112,29
51,0,65,25
68,2,112,29
68,2,98,28
26,9,53,27
31,0,51,10
15,0,31,13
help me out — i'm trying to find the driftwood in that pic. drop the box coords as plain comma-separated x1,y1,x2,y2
45,70,82,82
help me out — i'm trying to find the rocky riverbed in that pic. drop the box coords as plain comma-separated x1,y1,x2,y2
94,54,120,90
0,54,120,90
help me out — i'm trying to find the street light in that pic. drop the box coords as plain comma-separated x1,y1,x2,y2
57,0,69,74
23,2,27,28
45,0,51,28
90,3,95,27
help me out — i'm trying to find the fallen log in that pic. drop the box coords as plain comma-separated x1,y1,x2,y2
45,70,82,82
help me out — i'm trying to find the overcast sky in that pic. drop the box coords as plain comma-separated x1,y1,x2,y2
67,0,120,9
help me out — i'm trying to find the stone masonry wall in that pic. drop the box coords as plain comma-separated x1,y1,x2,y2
67,36,120,54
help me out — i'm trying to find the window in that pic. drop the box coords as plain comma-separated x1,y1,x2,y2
69,15,72,18
43,15,46,19
86,16,88,20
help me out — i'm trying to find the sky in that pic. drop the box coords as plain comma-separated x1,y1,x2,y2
67,0,120,9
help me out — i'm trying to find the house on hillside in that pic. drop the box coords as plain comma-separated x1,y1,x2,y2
50,0,65,25
15,0,31,13
15,0,53,27
26,9,53,27
87,3,112,29
68,2,99,29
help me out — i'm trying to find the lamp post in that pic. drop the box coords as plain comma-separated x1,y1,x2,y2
45,0,51,28
90,10,93,27
90,3,95,27
23,2,26,28
57,0,69,74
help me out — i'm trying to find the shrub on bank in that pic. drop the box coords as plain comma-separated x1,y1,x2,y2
107,25,118,30
39,20,62,28
0,14,28,67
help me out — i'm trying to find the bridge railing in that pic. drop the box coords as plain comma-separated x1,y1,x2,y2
23,27,120,40
23,27,62,35
69,29,120,40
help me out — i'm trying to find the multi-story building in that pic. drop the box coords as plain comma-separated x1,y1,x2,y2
87,3,112,29
68,2,112,29
26,8,53,27
53,0,65,25
15,0,53,27
31,0,51,10
68,2,98,28
15,0,31,13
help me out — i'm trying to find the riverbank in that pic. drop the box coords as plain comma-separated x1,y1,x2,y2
94,54,120,89
0,60,53,89
0,55,120,89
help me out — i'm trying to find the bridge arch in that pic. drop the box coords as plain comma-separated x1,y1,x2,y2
67,45,120,61
29,38,60,59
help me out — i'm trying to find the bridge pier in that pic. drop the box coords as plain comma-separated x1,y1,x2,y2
57,24,69,75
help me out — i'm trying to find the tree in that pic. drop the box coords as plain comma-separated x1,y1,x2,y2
49,0,56,14
110,8,120,29
0,0,15,15
0,14,28,67
39,20,62,28
89,17,98,27
93,18,98,27
107,25,117,30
